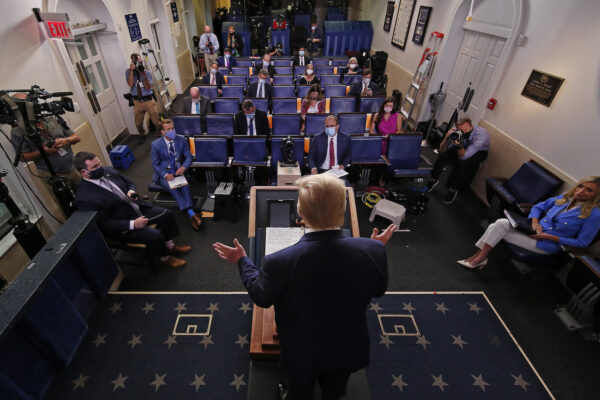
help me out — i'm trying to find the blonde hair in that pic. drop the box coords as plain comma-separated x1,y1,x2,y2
555,176,600,218
296,174,346,230
160,118,173,130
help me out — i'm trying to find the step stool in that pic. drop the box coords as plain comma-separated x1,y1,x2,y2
369,199,407,232
109,145,135,169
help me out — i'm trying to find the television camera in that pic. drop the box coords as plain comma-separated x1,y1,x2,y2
280,136,296,167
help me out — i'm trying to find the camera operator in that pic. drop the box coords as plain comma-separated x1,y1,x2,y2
10,93,81,197
307,15,323,56
126,53,161,143
199,26,220,75
426,118,490,204
268,43,284,58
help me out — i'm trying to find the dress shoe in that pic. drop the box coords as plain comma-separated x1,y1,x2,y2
457,259,487,270
190,214,203,231
162,256,187,268
170,245,192,255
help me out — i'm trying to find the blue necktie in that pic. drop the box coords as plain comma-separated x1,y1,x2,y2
168,141,176,169
195,102,200,114
258,83,263,98
248,117,254,136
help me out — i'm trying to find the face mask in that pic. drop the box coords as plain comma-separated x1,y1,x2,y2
349,63,357,69
306,69,313,75
87,166,104,180
225,53,231,58
211,68,217,74
325,127,336,137
229,31,234,35
384,106,393,113
311,95,318,101
258,78,266,84
299,51,305,56
363,78,371,85
246,112,255,118
311,26,316,30
263,61,270,66
165,130,176,140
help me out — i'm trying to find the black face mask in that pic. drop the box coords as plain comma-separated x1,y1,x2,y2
87,166,104,180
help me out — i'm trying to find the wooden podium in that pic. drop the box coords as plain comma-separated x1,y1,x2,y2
248,186,360,359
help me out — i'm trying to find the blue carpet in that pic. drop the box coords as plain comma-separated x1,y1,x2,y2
47,292,552,399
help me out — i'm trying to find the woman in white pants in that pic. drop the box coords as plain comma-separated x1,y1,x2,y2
459,176,600,269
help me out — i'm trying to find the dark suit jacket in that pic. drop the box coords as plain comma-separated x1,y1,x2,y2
237,230,388,380
177,94,210,115
217,56,237,70
308,132,352,170
254,63,277,77
348,80,380,98
150,135,192,183
74,167,149,235
292,55,312,66
233,109,270,136
225,32,244,55
202,72,226,90
246,81,273,100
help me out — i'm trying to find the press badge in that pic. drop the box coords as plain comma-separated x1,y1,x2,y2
57,148,68,156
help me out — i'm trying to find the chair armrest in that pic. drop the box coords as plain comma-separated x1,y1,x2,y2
227,157,233,167
516,203,534,214
381,156,391,166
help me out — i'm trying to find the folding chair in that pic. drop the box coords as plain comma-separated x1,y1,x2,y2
339,113,368,135
232,136,270,196
359,96,386,113
221,85,244,102
213,98,240,114
172,114,202,136
206,113,234,135
330,97,356,114
305,114,328,135
191,136,230,211
273,85,296,98
272,98,298,114
324,84,347,97
272,113,302,136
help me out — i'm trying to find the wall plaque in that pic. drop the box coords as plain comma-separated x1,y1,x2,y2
383,2,395,32
521,69,564,107
391,0,415,50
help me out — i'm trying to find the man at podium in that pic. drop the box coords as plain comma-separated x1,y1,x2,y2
213,174,395,399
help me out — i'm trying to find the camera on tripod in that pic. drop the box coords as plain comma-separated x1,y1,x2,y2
280,136,296,167
0,85,74,127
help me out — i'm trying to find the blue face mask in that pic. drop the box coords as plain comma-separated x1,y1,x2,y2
258,78,266,84
246,112,255,118
325,127,336,137
165,130,176,140
87,166,104,180
263,61,270,66
225,53,231,58
299,51,305,56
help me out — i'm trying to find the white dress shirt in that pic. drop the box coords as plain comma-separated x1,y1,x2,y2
299,56,305,66
320,133,338,170
190,99,202,114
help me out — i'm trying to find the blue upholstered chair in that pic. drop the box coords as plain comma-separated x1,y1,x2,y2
295,66,307,76
206,113,234,136
232,136,269,166
313,58,330,66
218,67,229,76
221,85,244,101
297,85,311,98
320,74,341,85
247,98,269,113
197,85,219,99
213,98,240,114
339,113,367,135
273,58,293,67
272,98,298,114
332,58,349,67
273,85,296,98
273,75,294,85
193,137,229,166
272,114,302,136
351,136,384,164
359,96,386,113
305,114,328,135
248,75,259,84
277,66,293,74
235,59,253,68
173,114,202,136
226,75,248,89
324,84,347,97
317,66,335,77
231,66,250,75
330,96,356,114
385,134,432,179
343,74,362,85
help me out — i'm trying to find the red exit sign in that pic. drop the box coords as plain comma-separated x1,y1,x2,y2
34,10,74,40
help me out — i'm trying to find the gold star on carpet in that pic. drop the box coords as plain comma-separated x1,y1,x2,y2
472,374,490,392
163,335,177,349
431,374,449,392
239,302,252,314
230,373,247,392
199,335,214,349
127,334,142,349
92,334,106,348
150,373,167,392
72,373,89,391
111,373,129,391
141,303,155,314
206,302,220,313
174,302,187,313
189,373,206,391
391,374,408,391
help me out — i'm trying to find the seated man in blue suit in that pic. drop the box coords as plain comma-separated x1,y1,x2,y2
308,115,352,174
73,151,191,268
202,62,225,95
217,47,236,72
214,173,396,399
151,119,202,231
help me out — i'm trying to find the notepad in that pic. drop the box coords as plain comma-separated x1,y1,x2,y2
504,209,536,235
265,227,305,256
324,167,349,178
168,175,188,189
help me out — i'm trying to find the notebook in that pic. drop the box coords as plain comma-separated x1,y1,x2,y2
504,209,536,235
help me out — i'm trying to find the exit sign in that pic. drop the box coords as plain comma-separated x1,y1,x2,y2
33,9,74,40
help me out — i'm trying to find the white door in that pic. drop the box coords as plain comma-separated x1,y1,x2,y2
439,30,506,124
65,33,126,142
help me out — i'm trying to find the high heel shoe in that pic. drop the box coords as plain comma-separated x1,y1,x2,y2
457,259,488,270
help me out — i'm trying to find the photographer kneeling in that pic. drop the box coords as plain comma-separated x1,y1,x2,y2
426,118,490,204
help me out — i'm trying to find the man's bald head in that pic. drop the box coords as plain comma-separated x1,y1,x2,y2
204,26,211,34
190,87,200,99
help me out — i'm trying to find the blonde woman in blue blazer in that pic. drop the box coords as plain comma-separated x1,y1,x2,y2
459,176,600,269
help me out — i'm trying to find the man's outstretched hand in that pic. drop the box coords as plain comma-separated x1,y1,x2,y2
370,224,397,245
213,239,247,264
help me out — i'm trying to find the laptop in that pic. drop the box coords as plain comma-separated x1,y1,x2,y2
504,209,536,235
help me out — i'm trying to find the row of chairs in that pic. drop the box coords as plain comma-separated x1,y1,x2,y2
220,73,362,86
174,110,382,136
219,66,347,78
197,83,364,101
228,57,349,68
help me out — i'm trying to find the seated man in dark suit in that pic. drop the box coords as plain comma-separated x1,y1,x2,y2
73,151,191,268
217,47,236,72
292,46,311,67
202,62,225,95
254,53,276,81
151,119,202,231
246,69,273,104
308,115,352,174
213,173,395,399
234,100,270,136
348,68,380,98
177,86,210,115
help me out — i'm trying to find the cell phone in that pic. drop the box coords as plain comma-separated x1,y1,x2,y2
129,192,139,200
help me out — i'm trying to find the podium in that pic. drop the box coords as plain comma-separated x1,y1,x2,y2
247,186,360,359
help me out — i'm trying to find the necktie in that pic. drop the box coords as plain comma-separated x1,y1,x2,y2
195,101,200,114
100,177,140,215
361,83,367,96
258,83,263,98
248,117,254,136
211,74,215,85
168,141,176,169
300,57,304,66
329,138,335,169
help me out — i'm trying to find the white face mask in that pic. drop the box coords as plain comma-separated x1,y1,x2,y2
311,26,316,30
263,60,270,66
306,69,313,75
363,78,371,85
349,64,357,69
384,106,393,113
210,68,217,74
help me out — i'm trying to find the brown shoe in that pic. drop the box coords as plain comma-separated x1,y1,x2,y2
190,214,203,231
170,245,192,255
162,256,187,268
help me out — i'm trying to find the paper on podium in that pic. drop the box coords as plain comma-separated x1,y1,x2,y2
168,175,188,189
324,167,349,178
265,227,305,256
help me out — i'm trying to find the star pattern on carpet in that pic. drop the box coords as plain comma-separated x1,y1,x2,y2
71,373,89,391
200,335,214,349
415,334,431,349
150,373,167,391
163,335,177,349
451,334,468,349
431,374,449,392
235,334,249,349
127,334,142,349
468,302,482,314
206,302,220,313
173,302,187,313
141,303,155,314
391,374,408,391
239,302,252,314
402,302,416,313
472,373,490,392
379,334,394,349
92,334,106,348
189,373,206,391
230,373,247,392
511,373,531,391
369,302,383,313
111,373,128,391
109,302,122,314
435,302,450,314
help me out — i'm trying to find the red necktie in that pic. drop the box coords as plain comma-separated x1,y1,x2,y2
329,138,335,169
211,75,215,85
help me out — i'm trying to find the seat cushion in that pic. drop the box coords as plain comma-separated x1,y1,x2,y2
505,242,566,267
486,177,517,204
148,183,168,193
502,162,562,204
